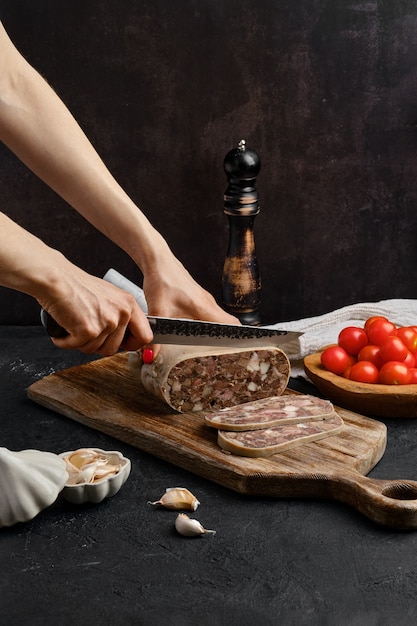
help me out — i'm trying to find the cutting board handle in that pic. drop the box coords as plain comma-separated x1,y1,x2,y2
326,471,417,530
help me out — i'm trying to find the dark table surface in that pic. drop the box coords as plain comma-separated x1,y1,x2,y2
1,326,417,626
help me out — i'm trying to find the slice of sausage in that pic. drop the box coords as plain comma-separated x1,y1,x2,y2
129,344,290,413
217,412,344,457
204,394,335,431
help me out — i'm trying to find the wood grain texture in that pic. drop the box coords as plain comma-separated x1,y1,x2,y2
304,351,417,418
28,353,417,529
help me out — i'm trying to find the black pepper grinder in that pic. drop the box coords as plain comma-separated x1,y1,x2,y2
222,139,261,325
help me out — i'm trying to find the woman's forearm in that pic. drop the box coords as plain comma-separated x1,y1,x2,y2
0,19,239,349
0,212,64,299
0,22,161,274
0,211,154,354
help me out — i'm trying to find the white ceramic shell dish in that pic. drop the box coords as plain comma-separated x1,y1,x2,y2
59,448,131,504
0,447,68,528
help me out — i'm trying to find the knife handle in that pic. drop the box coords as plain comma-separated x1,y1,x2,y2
40,309,132,342
40,309,69,338
103,269,148,314
40,270,147,340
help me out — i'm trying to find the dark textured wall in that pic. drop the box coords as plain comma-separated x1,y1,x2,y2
1,0,417,325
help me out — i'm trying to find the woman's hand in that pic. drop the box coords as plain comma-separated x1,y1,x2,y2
39,268,154,356
140,249,240,360
141,238,239,323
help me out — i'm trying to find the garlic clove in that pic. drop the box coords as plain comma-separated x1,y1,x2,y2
67,448,99,469
147,487,200,511
62,449,121,485
93,464,120,479
174,513,216,537
59,448,131,504
66,463,99,485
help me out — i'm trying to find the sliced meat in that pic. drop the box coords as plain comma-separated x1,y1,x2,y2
204,394,335,431
129,344,290,413
217,412,344,457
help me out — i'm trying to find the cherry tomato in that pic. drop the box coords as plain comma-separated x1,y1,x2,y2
396,327,417,352
357,344,382,368
342,355,357,377
338,326,368,356
347,354,357,366
349,361,379,384
342,366,353,379
364,316,389,332
407,368,417,384
378,361,411,385
379,336,408,364
366,318,397,345
321,345,350,375
403,351,416,368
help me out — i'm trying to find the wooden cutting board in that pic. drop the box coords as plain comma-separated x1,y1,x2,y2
27,353,417,529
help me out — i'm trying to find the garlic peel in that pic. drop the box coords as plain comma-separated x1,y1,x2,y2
0,447,68,528
148,487,200,511
59,448,131,504
62,448,121,484
174,513,216,537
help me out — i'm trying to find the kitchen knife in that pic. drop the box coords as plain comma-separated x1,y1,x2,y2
40,309,301,349
40,269,302,348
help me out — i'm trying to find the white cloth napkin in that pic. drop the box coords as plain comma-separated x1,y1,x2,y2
268,299,417,378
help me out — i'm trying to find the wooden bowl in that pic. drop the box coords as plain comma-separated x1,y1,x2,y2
304,351,417,418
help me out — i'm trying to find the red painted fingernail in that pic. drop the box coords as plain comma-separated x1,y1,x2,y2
142,348,154,364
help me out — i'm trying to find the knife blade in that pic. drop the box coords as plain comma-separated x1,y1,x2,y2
41,269,301,348
40,309,301,348
147,316,301,348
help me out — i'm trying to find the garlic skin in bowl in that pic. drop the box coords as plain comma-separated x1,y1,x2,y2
59,448,131,504
0,447,68,528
